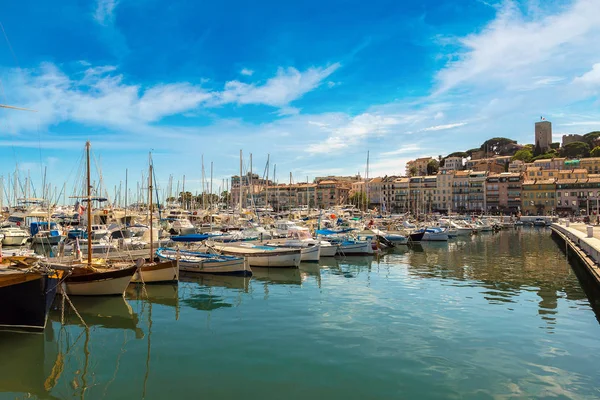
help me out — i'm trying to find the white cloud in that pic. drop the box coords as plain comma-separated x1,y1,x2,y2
436,0,600,93
240,68,254,76
574,63,600,86
0,61,340,134
94,0,119,25
422,122,466,132
380,145,421,156
215,63,340,108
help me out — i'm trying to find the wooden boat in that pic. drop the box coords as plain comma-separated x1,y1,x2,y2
0,267,61,332
206,241,301,268
266,241,321,262
157,247,251,276
131,260,179,283
63,265,138,296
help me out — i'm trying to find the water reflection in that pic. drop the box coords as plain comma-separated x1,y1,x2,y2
251,267,302,285
52,295,143,336
0,329,59,398
180,272,250,292
403,228,594,328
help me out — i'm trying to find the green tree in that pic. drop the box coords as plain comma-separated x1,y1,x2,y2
560,141,590,158
408,166,418,176
445,151,468,159
465,148,480,157
480,137,517,155
427,159,439,175
512,149,533,163
350,191,368,208
583,131,600,147
220,191,231,203
550,142,560,150
591,146,600,157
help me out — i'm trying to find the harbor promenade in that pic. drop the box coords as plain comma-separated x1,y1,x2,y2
551,222,600,285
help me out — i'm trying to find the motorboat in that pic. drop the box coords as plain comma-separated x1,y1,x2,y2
157,247,251,276
206,241,302,268
0,227,29,246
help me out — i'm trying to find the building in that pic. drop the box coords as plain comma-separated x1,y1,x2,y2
525,167,559,180
471,159,505,174
423,176,437,212
452,170,471,212
508,160,527,173
468,171,487,212
391,177,410,213
578,158,600,174
436,170,454,213
521,179,556,215
535,120,553,152
562,134,584,147
406,157,433,176
442,156,463,171
486,172,521,214
316,180,350,208
531,157,566,170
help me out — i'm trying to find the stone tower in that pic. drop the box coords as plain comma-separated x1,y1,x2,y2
535,120,552,152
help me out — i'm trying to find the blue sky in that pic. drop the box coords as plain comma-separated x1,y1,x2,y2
0,0,599,201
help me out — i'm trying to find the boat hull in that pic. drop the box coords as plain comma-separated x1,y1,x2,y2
64,266,137,296
319,244,338,257
300,245,320,262
2,236,29,246
157,249,252,276
209,243,302,268
131,260,179,283
337,242,373,256
0,273,58,332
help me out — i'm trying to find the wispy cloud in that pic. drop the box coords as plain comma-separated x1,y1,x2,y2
94,0,119,25
240,68,254,76
215,63,341,108
380,144,421,156
0,61,341,134
435,0,600,94
422,122,466,132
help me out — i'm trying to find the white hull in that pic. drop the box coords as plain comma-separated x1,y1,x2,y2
456,228,473,236
319,243,338,257
64,274,133,296
132,263,179,283
180,258,251,275
157,249,251,275
338,242,373,255
423,232,449,241
2,236,28,246
300,245,320,262
245,252,301,268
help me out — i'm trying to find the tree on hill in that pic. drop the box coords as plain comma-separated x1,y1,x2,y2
408,166,418,176
427,159,439,175
591,146,600,158
523,144,534,151
512,149,533,163
560,141,590,158
466,148,480,158
445,151,468,159
583,131,600,147
550,142,560,150
480,137,517,155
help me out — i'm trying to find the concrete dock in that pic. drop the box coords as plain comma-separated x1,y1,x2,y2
550,222,600,285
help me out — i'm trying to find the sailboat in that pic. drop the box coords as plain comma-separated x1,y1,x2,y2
48,142,137,296
131,153,179,283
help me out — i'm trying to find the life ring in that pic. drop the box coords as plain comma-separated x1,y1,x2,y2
103,210,108,215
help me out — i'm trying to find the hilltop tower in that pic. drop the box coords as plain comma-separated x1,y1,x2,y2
535,119,552,152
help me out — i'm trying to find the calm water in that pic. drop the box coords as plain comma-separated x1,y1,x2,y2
2,228,600,399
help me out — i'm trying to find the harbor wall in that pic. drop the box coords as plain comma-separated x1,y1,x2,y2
550,223,600,286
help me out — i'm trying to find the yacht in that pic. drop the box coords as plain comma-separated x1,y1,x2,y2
0,226,29,246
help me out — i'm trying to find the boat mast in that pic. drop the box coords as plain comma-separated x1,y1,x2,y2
239,150,243,212
86,141,92,266
149,153,154,262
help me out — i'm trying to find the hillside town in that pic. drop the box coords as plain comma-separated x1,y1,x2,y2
234,120,600,216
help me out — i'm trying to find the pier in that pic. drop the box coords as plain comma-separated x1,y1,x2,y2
550,222,600,286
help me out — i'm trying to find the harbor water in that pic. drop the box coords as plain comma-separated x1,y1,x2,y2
1,228,600,399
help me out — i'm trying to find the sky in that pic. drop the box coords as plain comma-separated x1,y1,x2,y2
0,0,599,201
